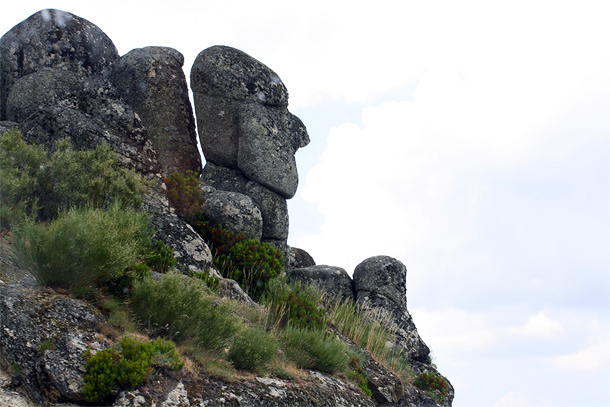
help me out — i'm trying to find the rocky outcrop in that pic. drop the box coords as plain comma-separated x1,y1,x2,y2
192,45,309,256
287,265,354,301
353,256,430,363
109,46,202,176
201,188,263,241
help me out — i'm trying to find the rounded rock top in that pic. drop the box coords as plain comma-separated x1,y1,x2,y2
190,45,289,107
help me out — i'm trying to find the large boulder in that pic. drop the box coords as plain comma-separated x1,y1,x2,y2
202,162,289,241
0,9,119,120
287,247,316,269
353,256,430,363
201,189,263,241
287,265,354,301
191,45,309,199
109,46,201,176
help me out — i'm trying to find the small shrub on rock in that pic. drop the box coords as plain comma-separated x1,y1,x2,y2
144,240,177,273
83,335,184,403
413,372,450,403
281,326,348,374
131,273,241,350
164,171,205,219
12,205,151,289
228,327,278,373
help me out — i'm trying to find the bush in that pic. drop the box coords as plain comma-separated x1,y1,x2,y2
144,240,177,273
194,220,245,259
219,239,284,301
413,372,450,403
11,205,151,289
228,328,278,373
0,131,146,229
83,335,184,403
164,171,205,219
281,326,348,373
131,274,241,350
263,276,327,331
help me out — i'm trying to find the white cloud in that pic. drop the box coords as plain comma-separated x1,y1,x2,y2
543,333,610,372
494,391,551,407
510,311,564,339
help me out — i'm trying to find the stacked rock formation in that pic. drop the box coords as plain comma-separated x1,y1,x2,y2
0,9,210,273
191,46,310,255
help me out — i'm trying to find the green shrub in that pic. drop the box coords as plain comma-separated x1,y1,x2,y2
11,205,151,289
188,269,221,291
83,335,184,403
413,372,450,403
280,326,348,373
145,240,177,273
228,328,278,373
219,239,284,301
263,276,327,331
347,351,372,397
0,131,146,229
164,171,205,219
131,274,241,350
194,220,245,259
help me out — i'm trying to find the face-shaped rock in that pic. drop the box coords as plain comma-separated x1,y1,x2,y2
191,46,309,199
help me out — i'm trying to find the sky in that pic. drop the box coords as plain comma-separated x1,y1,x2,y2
2,1,609,406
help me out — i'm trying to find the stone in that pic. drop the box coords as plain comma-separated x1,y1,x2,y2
0,121,18,133
201,189,263,240
191,45,309,199
353,256,407,309
202,162,289,241
353,256,431,363
109,47,201,176
144,190,213,273
287,265,354,301
6,69,82,123
287,247,316,269
0,9,119,120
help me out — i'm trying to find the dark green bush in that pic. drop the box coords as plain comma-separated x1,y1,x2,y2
145,240,177,273
188,269,221,291
11,205,151,289
228,328,278,373
83,335,184,403
0,131,146,229
219,239,284,301
281,327,348,373
413,372,450,403
194,220,245,259
164,171,205,219
131,274,241,349
263,276,327,331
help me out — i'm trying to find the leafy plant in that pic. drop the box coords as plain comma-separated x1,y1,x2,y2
219,239,284,301
228,327,278,373
194,220,245,259
188,269,221,291
347,351,372,397
263,276,327,331
0,130,147,229
280,326,348,374
164,171,205,219
11,205,151,289
145,240,176,273
83,335,184,403
131,274,241,350
413,372,450,403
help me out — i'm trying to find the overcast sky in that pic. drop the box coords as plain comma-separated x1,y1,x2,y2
2,1,609,406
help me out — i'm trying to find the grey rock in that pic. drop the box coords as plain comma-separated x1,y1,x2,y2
144,189,213,273
354,256,407,309
0,121,18,133
201,190,263,240
287,247,316,269
6,69,82,123
0,9,119,120
202,162,289,241
236,103,300,198
287,265,354,301
109,46,201,176
354,256,430,363
191,45,288,107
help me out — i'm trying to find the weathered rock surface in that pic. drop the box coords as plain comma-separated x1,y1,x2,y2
192,45,309,255
201,189,263,240
287,265,354,301
0,9,119,120
354,256,431,363
287,247,316,269
109,46,201,176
